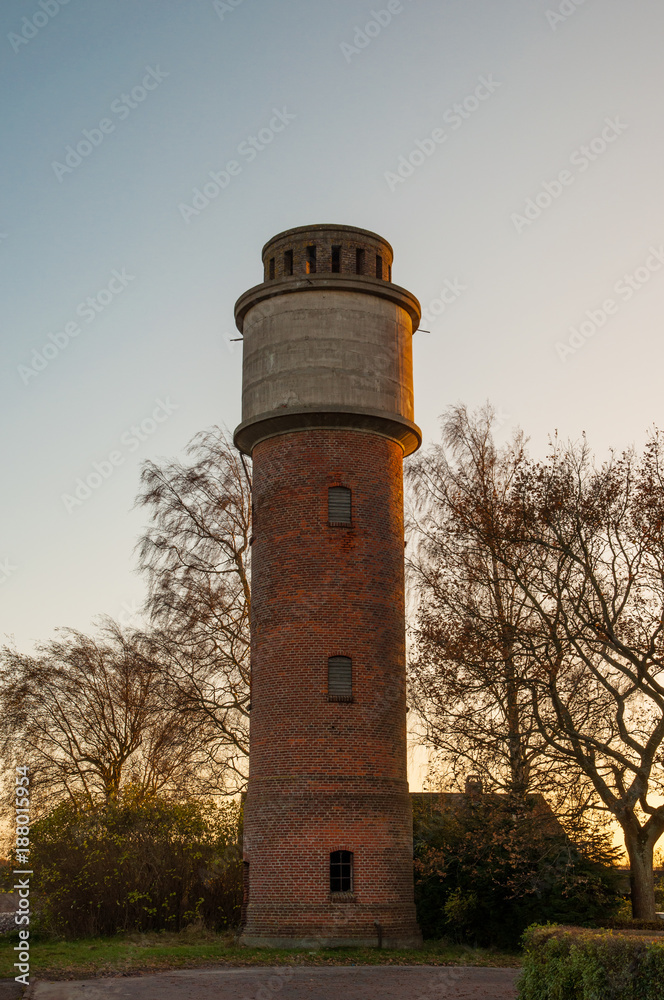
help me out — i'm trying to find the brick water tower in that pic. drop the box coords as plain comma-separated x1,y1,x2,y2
234,224,422,947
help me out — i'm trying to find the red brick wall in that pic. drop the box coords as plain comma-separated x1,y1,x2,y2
242,428,420,943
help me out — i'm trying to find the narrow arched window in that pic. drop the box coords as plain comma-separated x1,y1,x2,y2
330,850,353,893
328,486,351,525
328,656,352,702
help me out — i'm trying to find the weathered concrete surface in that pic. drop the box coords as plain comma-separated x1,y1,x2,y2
239,287,416,425
234,282,422,457
28,965,519,999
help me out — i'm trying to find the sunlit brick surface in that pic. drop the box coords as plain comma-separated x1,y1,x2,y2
242,429,420,946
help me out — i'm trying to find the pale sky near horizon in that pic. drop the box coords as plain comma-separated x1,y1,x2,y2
2,1,664,793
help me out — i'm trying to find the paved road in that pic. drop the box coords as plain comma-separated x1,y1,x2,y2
27,965,520,999
0,982,24,1000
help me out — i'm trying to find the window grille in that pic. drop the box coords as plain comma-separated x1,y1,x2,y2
328,486,351,525
328,656,352,702
330,850,353,893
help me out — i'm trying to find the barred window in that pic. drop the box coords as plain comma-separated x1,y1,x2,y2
328,656,352,702
328,486,351,525
330,850,353,893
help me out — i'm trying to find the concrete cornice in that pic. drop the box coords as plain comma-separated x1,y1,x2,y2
234,405,422,458
234,275,422,332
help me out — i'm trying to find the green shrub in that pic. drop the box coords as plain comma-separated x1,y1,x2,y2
3,789,242,938
413,796,624,950
603,919,664,932
518,925,664,1000
655,869,664,913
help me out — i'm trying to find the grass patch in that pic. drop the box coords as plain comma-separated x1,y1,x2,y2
0,927,521,981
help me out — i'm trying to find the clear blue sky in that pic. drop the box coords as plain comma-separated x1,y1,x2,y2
2,0,663,668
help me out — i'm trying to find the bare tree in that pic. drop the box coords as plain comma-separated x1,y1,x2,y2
504,430,664,919
407,404,577,809
0,621,217,811
409,406,664,918
135,427,251,792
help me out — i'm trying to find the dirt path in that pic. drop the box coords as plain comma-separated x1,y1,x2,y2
27,965,520,999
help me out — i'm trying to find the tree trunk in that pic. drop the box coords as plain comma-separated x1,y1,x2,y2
623,828,657,920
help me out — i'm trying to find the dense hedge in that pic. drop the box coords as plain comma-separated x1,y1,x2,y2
604,919,664,932
518,925,664,1000
4,790,243,938
413,796,624,950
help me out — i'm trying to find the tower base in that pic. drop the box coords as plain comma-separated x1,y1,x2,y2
240,932,423,949
240,900,422,951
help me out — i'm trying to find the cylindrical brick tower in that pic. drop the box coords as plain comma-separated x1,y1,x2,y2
234,224,422,948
